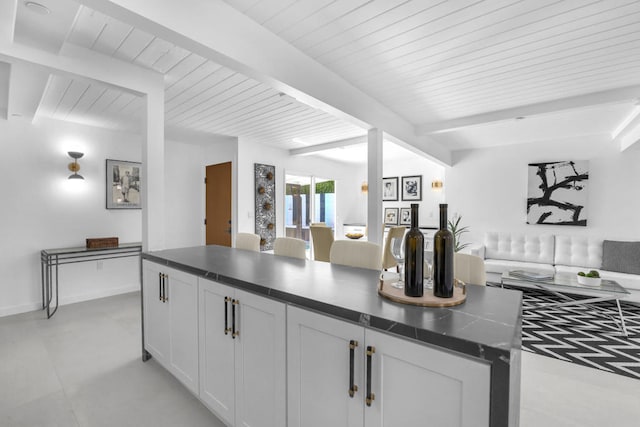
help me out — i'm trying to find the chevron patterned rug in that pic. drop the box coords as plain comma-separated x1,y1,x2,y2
495,283,640,380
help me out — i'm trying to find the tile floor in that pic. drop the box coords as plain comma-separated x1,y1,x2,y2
1,292,639,426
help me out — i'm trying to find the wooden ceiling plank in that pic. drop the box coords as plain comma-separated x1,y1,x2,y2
164,53,208,86
279,0,373,43
242,0,298,25
164,61,225,101
260,0,335,35
166,72,250,117
167,82,270,126
91,15,133,56
152,45,191,74
292,0,409,53
361,7,640,92
169,85,273,125
332,0,606,82
66,6,107,48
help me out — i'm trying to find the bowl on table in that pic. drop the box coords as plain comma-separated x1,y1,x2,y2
345,233,364,240
576,274,601,286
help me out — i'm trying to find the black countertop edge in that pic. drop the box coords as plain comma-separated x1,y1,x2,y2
141,251,520,363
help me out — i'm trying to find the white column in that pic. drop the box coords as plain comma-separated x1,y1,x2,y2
142,89,165,251
367,128,383,246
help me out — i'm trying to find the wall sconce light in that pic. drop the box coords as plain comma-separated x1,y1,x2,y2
361,181,368,194
67,151,84,180
431,180,443,190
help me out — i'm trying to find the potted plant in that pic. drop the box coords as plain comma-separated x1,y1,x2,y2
448,214,470,253
577,270,601,286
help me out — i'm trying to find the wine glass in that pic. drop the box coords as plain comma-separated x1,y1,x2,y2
424,250,433,290
390,237,405,289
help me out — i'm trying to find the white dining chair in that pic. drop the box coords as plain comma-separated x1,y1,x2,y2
454,252,486,286
236,232,260,252
274,237,306,260
329,240,381,270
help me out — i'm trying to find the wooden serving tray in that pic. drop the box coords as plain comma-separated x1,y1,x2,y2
378,277,466,307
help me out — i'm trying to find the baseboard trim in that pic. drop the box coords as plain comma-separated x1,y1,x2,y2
0,284,140,318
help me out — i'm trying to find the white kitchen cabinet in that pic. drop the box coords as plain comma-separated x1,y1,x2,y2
287,306,490,427
287,305,365,427
142,260,199,394
365,329,490,427
199,277,286,427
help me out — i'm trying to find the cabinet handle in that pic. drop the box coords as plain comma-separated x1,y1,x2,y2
158,272,162,301
224,296,230,335
162,274,168,303
366,346,375,407
348,340,359,398
232,299,239,338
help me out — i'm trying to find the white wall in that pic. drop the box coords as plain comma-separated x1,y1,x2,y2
0,117,142,316
237,138,367,240
445,134,640,247
383,156,446,228
164,135,237,249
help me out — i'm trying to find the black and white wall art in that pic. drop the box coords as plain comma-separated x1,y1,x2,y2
527,161,588,226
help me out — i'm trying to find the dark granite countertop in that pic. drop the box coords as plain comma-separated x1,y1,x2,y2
143,245,522,362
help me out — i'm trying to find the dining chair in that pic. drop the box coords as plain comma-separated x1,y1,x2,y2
310,226,334,262
454,252,486,286
310,222,327,227
382,226,406,271
329,240,381,270
235,232,260,252
274,237,306,260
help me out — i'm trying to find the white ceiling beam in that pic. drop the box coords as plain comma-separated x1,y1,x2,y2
0,0,17,43
617,110,640,151
0,41,163,96
417,86,640,135
289,135,367,156
7,61,49,120
78,0,451,166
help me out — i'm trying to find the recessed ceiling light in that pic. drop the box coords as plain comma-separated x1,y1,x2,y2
515,116,525,120
24,1,51,15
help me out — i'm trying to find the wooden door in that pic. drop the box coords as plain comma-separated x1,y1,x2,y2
206,162,232,246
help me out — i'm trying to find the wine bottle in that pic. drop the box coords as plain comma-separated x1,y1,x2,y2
433,204,454,298
404,204,424,297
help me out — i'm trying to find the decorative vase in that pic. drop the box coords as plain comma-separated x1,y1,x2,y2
404,204,424,297
433,204,454,298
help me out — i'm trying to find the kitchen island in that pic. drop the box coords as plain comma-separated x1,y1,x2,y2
142,245,521,427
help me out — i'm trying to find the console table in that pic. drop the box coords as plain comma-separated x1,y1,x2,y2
40,242,142,318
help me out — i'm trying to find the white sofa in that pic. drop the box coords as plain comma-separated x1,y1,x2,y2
472,232,640,303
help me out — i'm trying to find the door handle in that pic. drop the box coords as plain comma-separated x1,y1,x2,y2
158,272,162,301
348,340,359,398
366,346,375,406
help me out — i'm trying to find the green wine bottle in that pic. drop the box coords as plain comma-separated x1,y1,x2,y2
404,204,424,297
433,204,454,298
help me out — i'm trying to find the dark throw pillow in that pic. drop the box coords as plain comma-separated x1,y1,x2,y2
601,240,640,275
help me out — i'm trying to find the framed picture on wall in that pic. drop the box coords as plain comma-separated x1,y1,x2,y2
401,175,422,201
399,207,411,225
384,207,399,225
106,159,142,209
382,177,398,201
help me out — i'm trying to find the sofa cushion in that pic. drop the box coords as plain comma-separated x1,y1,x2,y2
484,259,555,276
484,232,554,264
554,235,602,269
601,240,640,275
